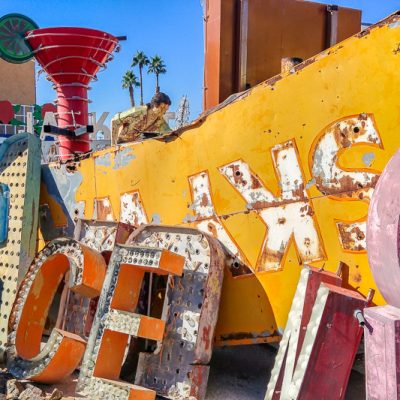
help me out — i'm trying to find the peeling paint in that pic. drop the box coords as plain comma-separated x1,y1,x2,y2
129,225,225,400
183,213,197,223
306,178,316,189
311,114,381,196
94,153,111,167
390,21,400,29
151,213,161,224
337,221,366,252
120,191,148,226
93,197,115,221
220,140,325,271
77,243,184,399
113,147,136,170
189,172,251,267
362,152,375,167
42,164,85,234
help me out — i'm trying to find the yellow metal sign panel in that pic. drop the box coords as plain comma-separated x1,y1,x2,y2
40,14,400,343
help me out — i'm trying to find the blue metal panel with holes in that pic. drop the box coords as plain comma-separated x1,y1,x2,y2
0,183,9,244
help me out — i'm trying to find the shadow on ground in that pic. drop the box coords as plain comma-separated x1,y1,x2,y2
0,344,365,399
205,344,365,400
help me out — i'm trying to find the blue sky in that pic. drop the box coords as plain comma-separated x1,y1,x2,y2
1,0,204,124
1,1,400,125
317,1,400,22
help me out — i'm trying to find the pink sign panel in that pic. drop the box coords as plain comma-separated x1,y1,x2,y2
367,149,400,308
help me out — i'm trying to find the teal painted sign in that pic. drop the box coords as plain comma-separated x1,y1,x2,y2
0,183,9,243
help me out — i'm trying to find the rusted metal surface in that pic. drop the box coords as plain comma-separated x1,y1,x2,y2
93,197,115,221
40,160,148,240
75,219,136,252
128,225,225,399
364,305,400,400
337,221,366,252
58,285,92,338
38,203,66,241
7,238,106,383
76,219,117,252
120,191,149,225
77,243,185,400
188,171,252,277
38,13,400,348
59,219,136,336
40,163,86,237
8,8,400,400
220,140,325,272
311,114,381,196
203,0,360,110
244,1,360,91
0,133,41,359
266,265,368,399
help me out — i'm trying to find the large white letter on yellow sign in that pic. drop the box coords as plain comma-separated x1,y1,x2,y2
220,140,325,271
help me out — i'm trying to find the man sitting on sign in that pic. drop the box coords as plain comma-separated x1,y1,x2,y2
112,92,172,144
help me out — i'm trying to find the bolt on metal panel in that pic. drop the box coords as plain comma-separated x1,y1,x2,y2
128,225,225,400
77,242,185,400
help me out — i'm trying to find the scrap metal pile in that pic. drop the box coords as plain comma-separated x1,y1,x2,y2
2,9,400,400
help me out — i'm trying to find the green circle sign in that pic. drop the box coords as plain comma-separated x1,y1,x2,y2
0,13,38,64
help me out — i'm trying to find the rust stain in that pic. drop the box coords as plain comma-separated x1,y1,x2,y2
202,325,211,352
251,174,262,189
357,11,400,38
200,193,209,207
338,224,366,251
351,271,362,284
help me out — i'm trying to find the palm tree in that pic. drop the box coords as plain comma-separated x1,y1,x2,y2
148,55,167,94
121,70,140,107
132,51,149,105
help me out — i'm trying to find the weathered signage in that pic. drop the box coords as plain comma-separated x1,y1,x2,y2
266,266,369,399
7,224,228,400
0,133,41,359
4,10,400,400
40,14,400,344
365,148,400,400
0,100,111,139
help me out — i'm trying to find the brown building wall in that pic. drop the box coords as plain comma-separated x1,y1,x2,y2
0,58,36,105
203,0,238,110
203,0,362,111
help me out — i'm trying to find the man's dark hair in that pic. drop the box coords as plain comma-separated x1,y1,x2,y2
149,92,171,108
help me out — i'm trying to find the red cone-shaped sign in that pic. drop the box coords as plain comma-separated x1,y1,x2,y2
26,27,118,159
